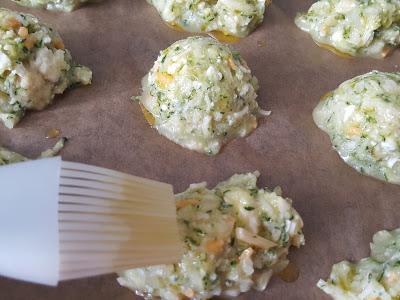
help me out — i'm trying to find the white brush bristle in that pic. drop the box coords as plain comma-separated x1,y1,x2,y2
58,161,183,280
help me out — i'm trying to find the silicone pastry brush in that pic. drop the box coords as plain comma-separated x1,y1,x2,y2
0,157,183,285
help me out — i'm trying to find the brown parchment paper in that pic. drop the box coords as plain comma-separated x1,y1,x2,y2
0,0,399,299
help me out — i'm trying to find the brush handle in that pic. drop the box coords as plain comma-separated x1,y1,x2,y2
0,157,61,286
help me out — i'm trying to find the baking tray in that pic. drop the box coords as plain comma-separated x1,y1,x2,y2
0,0,399,299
